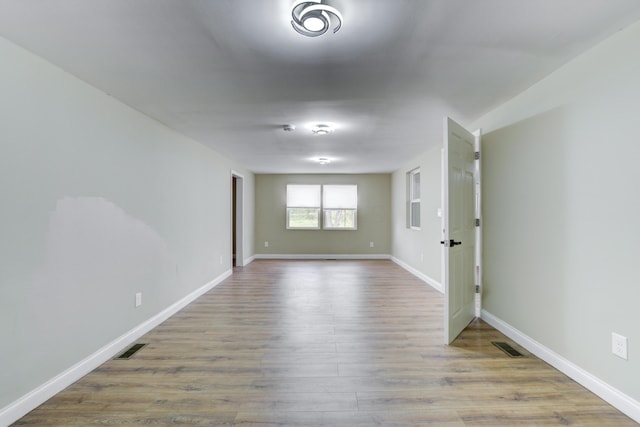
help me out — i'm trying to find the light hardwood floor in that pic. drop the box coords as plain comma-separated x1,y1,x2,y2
14,260,637,426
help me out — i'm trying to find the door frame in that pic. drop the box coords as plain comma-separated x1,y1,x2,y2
473,129,482,317
231,170,244,267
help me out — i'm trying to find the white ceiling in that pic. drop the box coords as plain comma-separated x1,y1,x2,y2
1,0,640,173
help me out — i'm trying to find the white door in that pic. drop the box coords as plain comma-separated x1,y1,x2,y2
443,117,476,344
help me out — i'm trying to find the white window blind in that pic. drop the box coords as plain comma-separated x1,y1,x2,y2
322,185,357,209
286,185,321,207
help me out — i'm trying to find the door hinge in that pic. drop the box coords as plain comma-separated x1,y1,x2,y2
475,285,480,293
474,151,480,160
475,218,480,227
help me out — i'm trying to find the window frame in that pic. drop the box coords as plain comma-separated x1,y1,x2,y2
286,184,321,230
408,168,421,230
285,184,358,231
322,184,358,230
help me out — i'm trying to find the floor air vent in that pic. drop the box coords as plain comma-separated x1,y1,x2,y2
115,343,147,360
492,341,525,358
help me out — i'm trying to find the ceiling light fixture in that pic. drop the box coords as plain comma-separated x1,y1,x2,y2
311,124,333,135
291,0,343,37
317,157,331,165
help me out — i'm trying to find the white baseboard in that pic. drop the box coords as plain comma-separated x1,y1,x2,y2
0,269,232,426
254,253,392,260
482,309,640,424
243,255,256,265
391,256,443,293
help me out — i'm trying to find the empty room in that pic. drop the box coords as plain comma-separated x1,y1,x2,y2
1,1,639,425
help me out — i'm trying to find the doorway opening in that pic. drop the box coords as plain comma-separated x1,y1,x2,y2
231,171,244,268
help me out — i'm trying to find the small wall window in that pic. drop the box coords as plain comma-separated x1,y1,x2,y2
408,168,420,229
323,185,357,230
286,184,321,229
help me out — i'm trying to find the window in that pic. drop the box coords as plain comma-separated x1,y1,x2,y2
286,184,357,230
286,184,321,229
323,185,357,230
408,168,420,229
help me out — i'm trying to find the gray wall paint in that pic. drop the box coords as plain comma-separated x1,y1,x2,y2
255,174,391,255
0,36,254,409
391,146,443,284
473,21,640,401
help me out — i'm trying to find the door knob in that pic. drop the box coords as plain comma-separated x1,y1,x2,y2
440,240,462,247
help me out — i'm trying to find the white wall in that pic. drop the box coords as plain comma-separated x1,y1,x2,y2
0,35,254,418
473,20,640,408
391,145,442,291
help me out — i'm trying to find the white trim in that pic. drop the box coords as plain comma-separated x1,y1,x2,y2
391,257,443,293
0,269,232,426
408,168,421,229
254,253,391,260
473,129,482,317
231,171,244,267
243,255,256,265
230,169,245,179
482,310,640,424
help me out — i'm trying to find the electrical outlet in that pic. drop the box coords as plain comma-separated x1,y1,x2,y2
370,241,374,248
612,332,628,360
421,253,424,262
264,241,269,248
219,255,223,265
135,292,142,308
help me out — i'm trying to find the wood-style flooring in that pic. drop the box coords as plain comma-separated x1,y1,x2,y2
14,260,637,426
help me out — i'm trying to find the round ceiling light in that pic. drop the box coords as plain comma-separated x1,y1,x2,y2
291,1,342,37
318,157,331,165
311,124,333,135
303,16,326,32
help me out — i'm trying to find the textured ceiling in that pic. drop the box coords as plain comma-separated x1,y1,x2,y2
1,0,640,173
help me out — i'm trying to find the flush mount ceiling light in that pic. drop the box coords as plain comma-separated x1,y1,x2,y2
317,157,331,165
311,124,333,135
291,0,343,37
